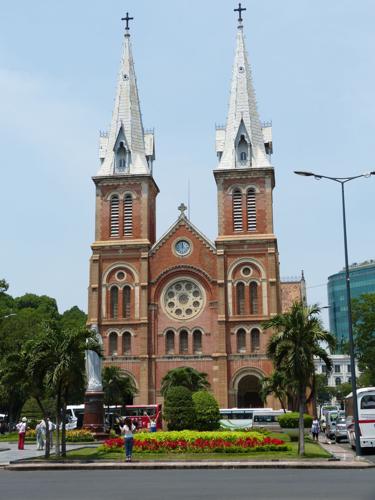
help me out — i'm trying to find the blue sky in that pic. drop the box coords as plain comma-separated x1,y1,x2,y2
1,0,374,327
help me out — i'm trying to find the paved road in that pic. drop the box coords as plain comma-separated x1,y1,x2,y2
1,470,374,500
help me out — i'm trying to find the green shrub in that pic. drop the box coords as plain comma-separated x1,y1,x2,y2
164,386,195,430
192,391,220,431
277,412,313,429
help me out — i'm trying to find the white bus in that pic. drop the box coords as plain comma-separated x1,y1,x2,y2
345,387,375,450
219,408,273,430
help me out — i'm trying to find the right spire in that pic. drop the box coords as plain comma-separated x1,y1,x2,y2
217,4,271,170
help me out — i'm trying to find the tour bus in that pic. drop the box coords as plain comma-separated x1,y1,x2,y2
219,408,273,430
345,387,375,449
67,404,163,431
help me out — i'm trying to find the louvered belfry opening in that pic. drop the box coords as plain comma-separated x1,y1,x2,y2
123,332,131,354
110,286,119,319
250,282,258,314
247,188,256,231
233,189,243,231
237,329,246,353
179,330,188,354
110,195,120,236
124,194,133,236
123,285,131,318
166,330,175,354
193,330,202,354
236,282,245,315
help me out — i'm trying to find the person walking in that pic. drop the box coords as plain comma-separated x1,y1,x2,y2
46,417,56,448
36,420,46,450
16,417,27,450
120,417,136,462
311,416,320,442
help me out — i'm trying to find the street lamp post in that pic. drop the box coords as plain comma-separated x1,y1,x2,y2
294,170,375,457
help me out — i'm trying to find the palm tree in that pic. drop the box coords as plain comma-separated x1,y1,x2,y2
47,326,101,457
263,302,335,456
160,367,210,397
102,366,137,426
260,371,289,413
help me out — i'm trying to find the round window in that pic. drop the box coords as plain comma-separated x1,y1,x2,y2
163,279,204,320
116,271,126,281
241,267,252,277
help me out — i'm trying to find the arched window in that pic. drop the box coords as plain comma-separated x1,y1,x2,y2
166,330,175,355
179,330,188,354
124,194,133,236
193,330,202,354
110,195,120,237
240,152,247,161
109,332,118,356
123,332,131,354
251,328,260,352
335,377,342,386
250,282,258,314
232,189,243,232
110,286,119,319
247,188,256,231
236,282,245,315
122,286,131,318
237,329,246,353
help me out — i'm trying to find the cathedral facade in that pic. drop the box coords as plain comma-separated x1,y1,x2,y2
87,14,285,409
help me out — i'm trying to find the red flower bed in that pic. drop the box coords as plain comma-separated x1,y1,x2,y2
102,434,287,453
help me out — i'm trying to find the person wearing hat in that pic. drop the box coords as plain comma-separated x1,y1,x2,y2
16,417,27,450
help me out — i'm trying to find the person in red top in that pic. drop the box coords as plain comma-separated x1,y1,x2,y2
141,412,150,430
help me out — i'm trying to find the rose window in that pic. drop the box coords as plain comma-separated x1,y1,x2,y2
164,280,204,320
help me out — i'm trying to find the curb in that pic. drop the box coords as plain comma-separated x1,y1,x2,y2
4,460,374,471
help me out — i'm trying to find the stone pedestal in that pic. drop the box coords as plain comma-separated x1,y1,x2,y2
83,391,108,440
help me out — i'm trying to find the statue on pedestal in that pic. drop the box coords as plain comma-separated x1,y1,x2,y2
85,324,103,392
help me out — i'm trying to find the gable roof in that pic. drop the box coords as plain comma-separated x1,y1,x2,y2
149,214,216,256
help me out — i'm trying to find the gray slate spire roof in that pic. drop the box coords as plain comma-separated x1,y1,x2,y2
97,30,151,176
217,22,271,169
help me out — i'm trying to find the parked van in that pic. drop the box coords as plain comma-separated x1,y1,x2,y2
325,409,345,440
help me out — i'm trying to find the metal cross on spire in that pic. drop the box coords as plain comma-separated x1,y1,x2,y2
234,3,246,24
121,12,134,33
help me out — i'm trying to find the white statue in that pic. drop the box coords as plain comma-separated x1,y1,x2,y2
85,324,103,392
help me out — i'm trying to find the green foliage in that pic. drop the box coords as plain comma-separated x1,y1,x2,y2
315,373,332,406
160,367,210,397
277,412,313,429
0,279,9,293
21,397,54,421
192,391,220,431
260,371,289,411
352,293,375,385
60,306,87,331
102,366,137,409
164,386,196,431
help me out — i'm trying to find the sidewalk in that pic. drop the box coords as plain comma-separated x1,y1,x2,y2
0,441,95,467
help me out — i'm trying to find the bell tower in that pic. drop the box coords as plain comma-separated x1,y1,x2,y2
214,5,281,407
87,14,158,403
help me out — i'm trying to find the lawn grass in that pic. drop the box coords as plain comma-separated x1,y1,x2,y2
65,440,330,462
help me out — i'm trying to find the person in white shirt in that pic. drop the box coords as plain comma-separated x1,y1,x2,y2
36,420,46,450
16,417,27,450
119,417,136,462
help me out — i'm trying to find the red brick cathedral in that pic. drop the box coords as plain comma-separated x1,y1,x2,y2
87,13,300,409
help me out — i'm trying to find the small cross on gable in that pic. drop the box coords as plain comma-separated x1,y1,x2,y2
178,203,187,217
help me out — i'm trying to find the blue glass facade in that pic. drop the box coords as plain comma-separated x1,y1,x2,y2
328,261,375,351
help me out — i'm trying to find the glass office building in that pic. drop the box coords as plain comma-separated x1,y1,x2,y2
328,260,375,351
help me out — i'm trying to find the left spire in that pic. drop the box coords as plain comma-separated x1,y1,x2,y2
97,14,154,176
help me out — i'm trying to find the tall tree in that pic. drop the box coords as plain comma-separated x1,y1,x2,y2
352,293,375,385
160,367,210,397
263,302,335,456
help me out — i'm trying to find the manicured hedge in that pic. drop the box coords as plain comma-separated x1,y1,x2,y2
277,412,313,429
26,429,94,442
192,391,221,431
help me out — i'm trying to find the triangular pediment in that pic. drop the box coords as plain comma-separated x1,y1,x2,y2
149,215,216,256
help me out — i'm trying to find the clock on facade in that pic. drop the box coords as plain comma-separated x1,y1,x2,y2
175,239,191,256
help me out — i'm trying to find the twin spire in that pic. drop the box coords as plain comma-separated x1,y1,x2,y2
98,14,154,176
97,6,271,177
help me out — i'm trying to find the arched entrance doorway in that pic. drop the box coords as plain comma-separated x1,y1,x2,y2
237,375,263,408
